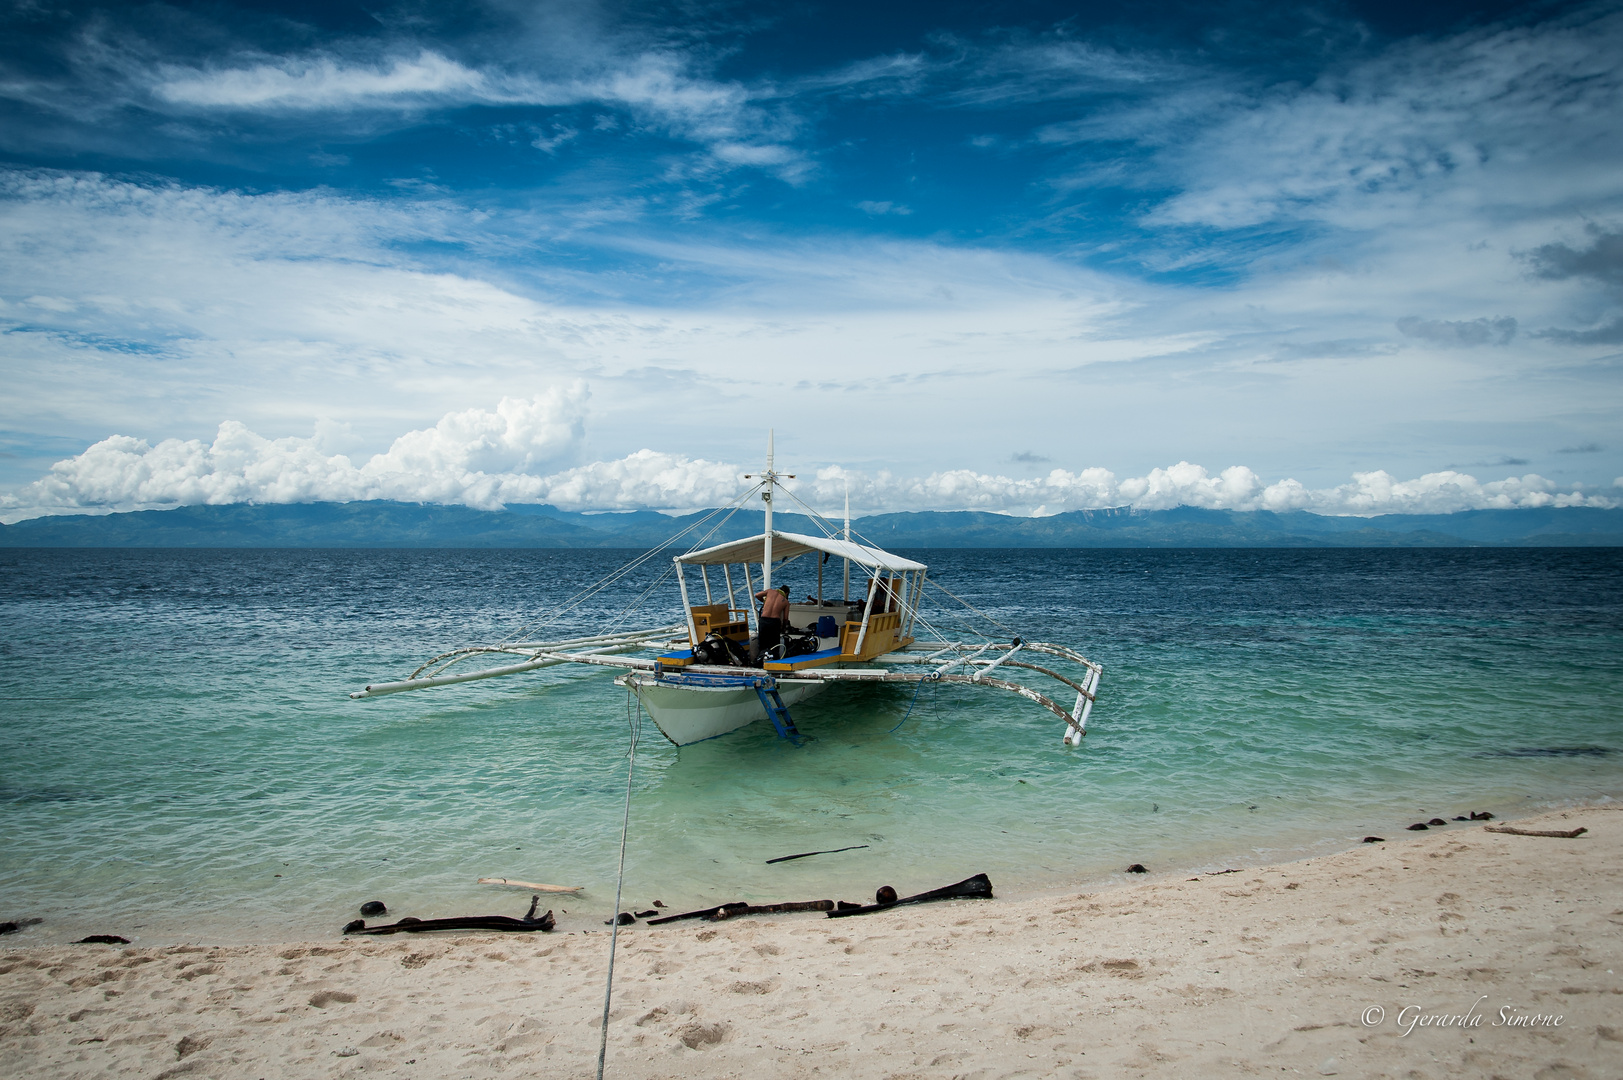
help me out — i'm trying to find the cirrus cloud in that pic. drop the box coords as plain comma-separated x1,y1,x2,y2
147,48,805,179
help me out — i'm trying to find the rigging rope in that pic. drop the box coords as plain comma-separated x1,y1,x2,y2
926,577,1023,640
777,484,846,539
493,497,743,645
597,688,643,1080
431,483,766,671
603,491,764,632
776,479,1019,674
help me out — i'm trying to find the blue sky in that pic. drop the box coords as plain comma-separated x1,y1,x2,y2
2,0,1620,519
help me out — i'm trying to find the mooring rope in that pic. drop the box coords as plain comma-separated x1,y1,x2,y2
886,675,932,733
596,688,643,1079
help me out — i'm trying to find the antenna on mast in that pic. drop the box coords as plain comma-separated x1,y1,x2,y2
743,432,794,594
763,430,774,591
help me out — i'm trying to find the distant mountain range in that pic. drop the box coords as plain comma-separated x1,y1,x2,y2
2,501,1620,548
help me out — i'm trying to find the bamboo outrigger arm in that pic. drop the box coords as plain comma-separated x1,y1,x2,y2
874,656,1096,702
352,627,682,699
406,625,684,681
615,666,1089,730
827,671,1080,726
873,643,1101,699
353,612,1101,742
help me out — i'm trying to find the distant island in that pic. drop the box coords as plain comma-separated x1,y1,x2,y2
2,502,1620,548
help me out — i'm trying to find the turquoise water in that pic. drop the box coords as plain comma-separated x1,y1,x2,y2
1,547,1619,943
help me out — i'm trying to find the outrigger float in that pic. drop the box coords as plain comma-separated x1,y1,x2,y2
351,438,1103,747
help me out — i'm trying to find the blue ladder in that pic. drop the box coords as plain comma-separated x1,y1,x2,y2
754,681,801,741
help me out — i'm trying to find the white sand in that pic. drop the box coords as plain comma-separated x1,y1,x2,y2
3,805,1620,1079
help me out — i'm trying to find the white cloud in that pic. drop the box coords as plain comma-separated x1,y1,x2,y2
530,450,744,511
802,462,1618,517
531,124,579,154
3,165,1619,509
5,388,591,517
5,403,1614,523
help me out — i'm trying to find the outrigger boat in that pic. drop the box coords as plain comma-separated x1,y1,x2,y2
351,438,1103,747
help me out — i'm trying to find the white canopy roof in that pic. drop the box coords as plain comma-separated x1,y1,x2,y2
676,530,926,573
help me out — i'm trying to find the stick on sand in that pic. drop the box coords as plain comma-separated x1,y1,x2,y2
765,844,869,864
1484,825,1588,838
478,877,584,893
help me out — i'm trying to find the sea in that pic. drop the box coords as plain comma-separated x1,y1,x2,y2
1,547,1619,944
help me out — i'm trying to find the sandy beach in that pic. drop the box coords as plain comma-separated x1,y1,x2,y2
2,805,1618,1079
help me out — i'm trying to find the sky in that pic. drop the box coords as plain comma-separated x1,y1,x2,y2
1,0,1621,521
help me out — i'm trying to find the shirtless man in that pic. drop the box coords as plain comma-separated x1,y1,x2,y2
754,584,790,661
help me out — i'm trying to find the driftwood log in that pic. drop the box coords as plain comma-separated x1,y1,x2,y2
825,874,993,918
344,896,555,935
477,877,583,893
645,899,833,926
644,902,744,925
1484,825,1588,838
708,900,834,921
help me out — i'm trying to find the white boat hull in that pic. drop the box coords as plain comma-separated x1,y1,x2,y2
628,678,826,745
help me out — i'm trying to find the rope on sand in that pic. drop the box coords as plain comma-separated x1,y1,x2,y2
596,689,643,1079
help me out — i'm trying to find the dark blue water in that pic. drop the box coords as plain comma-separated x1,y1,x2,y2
1,547,1619,943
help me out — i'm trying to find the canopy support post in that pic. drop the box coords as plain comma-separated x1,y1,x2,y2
742,561,759,633
853,574,879,656
907,572,926,638
675,559,697,645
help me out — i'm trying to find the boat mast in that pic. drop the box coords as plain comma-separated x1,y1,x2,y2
743,432,793,600
763,430,774,592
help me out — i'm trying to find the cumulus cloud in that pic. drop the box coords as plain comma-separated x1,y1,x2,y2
530,450,744,511
802,462,1618,516
4,388,593,518
1395,315,1517,346
10,402,1614,522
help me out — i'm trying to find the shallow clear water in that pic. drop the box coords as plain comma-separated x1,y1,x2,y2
1,547,1619,943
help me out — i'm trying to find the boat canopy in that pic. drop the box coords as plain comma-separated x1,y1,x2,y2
676,530,926,573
